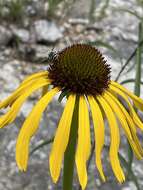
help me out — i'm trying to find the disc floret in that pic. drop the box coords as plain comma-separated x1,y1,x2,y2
48,44,111,95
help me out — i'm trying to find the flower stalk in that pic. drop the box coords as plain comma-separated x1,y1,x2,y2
63,95,79,190
135,22,143,96
128,21,143,172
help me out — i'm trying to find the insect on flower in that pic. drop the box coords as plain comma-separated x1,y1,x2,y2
47,46,59,64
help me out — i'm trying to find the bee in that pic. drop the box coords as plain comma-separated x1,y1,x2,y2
47,50,58,63
39,48,59,65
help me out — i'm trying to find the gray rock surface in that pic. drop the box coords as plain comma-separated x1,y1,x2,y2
12,28,30,43
0,25,12,46
34,20,63,44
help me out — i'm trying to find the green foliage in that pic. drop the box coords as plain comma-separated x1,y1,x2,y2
120,79,143,85
48,0,65,14
0,0,29,22
8,0,24,21
88,0,110,22
113,8,142,20
113,0,143,21
58,90,70,102
136,0,143,6
47,0,77,17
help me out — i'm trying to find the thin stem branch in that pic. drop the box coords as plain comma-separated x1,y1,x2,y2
115,39,143,81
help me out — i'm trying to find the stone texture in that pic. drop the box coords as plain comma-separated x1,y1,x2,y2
0,25,12,46
12,28,30,43
34,20,63,44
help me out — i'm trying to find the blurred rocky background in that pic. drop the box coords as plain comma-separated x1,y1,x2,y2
0,0,143,189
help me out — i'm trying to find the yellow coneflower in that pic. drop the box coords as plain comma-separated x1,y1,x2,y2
0,44,143,190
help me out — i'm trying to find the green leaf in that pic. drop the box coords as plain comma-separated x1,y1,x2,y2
58,90,70,103
120,79,143,85
113,8,142,20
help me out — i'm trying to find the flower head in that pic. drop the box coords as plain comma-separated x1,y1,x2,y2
0,44,143,190
48,44,111,95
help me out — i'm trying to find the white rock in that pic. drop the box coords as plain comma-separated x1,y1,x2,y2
12,28,30,43
34,20,63,43
68,18,89,25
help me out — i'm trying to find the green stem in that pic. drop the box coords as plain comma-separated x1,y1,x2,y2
128,21,143,172
98,0,110,21
115,39,143,81
30,137,54,156
63,95,79,190
134,22,143,96
89,0,96,22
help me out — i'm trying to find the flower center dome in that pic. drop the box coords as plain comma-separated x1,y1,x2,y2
48,44,111,95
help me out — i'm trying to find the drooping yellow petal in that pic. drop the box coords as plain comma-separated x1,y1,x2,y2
103,92,132,139
111,81,143,111
88,96,105,181
76,96,91,190
107,91,143,158
0,78,49,128
0,73,50,109
20,71,49,86
97,95,125,183
16,88,59,171
49,94,76,183
124,115,143,158
104,91,143,159
41,86,49,97
109,85,143,130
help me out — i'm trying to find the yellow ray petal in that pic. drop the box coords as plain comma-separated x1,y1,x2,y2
0,79,49,128
88,96,105,181
49,94,76,183
41,86,49,97
107,90,143,159
97,95,125,183
0,74,50,109
104,91,143,159
104,92,132,139
20,71,49,86
76,96,91,190
109,85,143,130
16,88,59,171
111,81,143,111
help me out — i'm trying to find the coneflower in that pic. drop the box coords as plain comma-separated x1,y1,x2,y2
0,44,143,190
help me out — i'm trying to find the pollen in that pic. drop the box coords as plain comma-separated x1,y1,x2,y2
48,44,111,95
